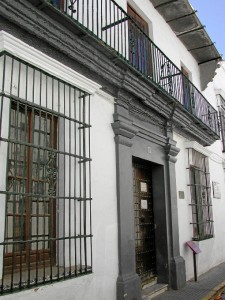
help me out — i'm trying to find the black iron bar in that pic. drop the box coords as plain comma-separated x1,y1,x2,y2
82,95,87,271
79,91,82,273
177,26,205,37
50,75,54,283
74,88,77,275
0,137,91,161
63,82,66,280
0,92,91,127
0,54,8,295
96,0,99,38
56,80,60,281
100,0,103,39
88,95,92,271
43,105,48,284
167,11,197,23
69,85,72,277
109,0,112,48
154,0,178,9
0,190,92,200
10,85,17,293
188,43,214,52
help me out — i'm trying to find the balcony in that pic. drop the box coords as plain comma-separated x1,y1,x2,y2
42,0,220,136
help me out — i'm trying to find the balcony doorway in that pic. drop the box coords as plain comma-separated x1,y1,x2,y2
128,5,152,78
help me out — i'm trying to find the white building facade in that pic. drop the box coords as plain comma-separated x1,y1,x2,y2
175,62,225,281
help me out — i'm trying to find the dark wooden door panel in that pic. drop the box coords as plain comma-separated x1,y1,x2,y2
133,161,156,284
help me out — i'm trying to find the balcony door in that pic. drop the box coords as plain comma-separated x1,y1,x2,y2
181,66,191,111
128,5,152,77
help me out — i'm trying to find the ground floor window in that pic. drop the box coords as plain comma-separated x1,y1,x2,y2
188,148,214,241
4,103,57,276
0,52,92,294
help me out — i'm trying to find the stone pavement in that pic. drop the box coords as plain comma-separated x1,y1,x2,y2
154,262,225,300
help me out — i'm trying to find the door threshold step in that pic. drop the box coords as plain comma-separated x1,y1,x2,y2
142,283,168,300
142,278,157,289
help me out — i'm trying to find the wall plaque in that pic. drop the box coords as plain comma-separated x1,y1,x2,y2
140,182,147,193
186,241,201,254
141,199,148,209
212,181,221,199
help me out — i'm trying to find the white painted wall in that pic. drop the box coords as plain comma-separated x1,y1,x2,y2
174,61,225,280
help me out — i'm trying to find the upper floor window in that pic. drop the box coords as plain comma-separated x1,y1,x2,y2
218,94,225,152
0,52,92,294
188,149,214,241
51,0,64,9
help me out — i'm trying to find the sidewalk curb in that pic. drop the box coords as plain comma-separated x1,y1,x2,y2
202,280,225,300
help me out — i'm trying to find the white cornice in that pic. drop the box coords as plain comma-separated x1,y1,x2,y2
0,31,101,94
185,141,211,157
215,89,225,101
185,141,225,164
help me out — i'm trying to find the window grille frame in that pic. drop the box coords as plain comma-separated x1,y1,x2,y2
187,148,214,241
0,51,93,295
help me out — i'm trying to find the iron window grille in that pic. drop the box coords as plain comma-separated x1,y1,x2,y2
187,149,214,241
0,52,92,294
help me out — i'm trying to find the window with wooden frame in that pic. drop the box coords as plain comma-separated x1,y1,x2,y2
188,149,214,241
4,103,57,275
51,0,64,9
0,52,92,294
181,66,195,112
128,5,152,77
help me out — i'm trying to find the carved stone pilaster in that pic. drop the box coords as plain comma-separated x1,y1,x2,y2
165,140,180,163
164,138,186,289
112,101,141,300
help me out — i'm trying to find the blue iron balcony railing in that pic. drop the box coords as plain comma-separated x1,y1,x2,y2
48,0,219,136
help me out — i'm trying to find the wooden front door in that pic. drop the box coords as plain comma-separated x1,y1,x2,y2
133,161,156,285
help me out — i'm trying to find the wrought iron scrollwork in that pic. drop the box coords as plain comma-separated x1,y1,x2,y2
68,0,77,13
160,61,173,95
46,151,57,196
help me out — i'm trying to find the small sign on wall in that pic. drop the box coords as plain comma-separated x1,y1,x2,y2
212,181,221,199
178,191,185,199
141,199,148,209
140,182,147,193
